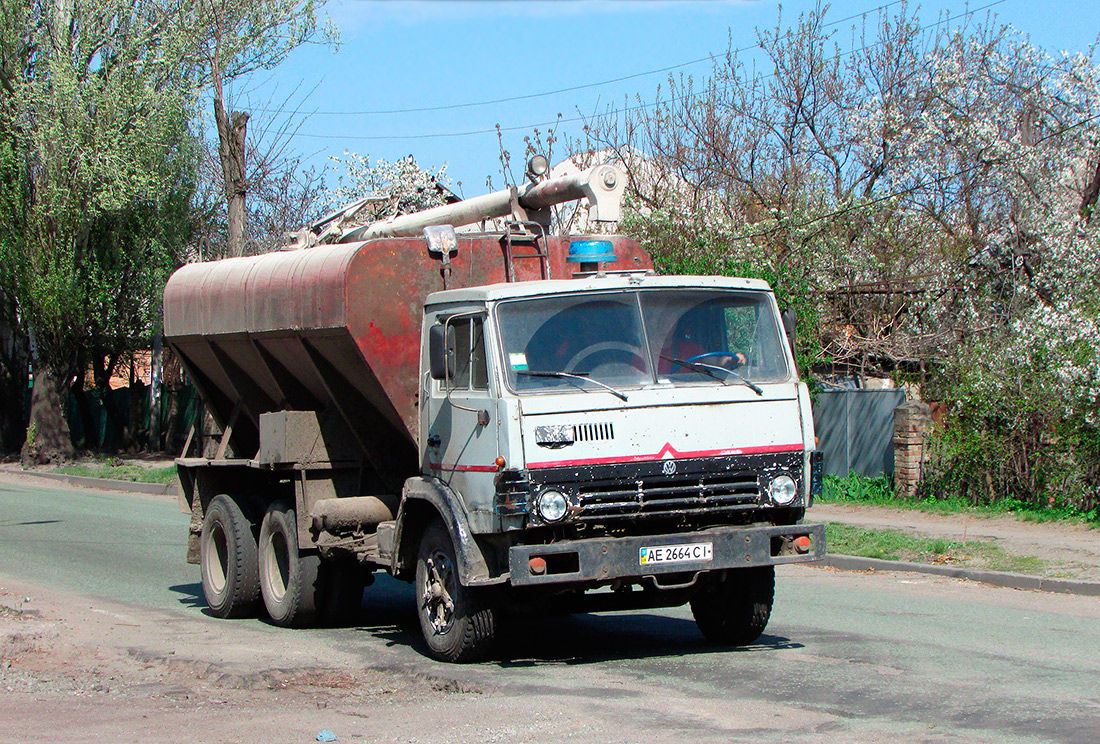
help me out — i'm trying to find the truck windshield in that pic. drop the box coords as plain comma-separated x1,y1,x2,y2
496,289,789,394
497,293,651,394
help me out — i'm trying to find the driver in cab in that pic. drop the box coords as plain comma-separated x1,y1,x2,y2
659,308,746,375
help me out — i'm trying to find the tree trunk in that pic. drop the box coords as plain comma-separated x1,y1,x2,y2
161,349,183,454
21,367,75,466
213,65,249,257
149,333,163,451
71,382,97,449
92,351,126,452
0,304,30,453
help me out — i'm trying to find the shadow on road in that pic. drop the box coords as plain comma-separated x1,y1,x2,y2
173,573,805,665
169,582,207,609
0,519,62,527
350,576,421,649
492,614,802,667
346,574,804,665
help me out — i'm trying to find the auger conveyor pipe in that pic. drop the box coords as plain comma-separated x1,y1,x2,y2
341,163,626,242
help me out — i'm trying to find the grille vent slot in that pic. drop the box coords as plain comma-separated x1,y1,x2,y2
575,422,614,442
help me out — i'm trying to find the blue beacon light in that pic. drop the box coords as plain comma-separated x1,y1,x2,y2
567,240,616,274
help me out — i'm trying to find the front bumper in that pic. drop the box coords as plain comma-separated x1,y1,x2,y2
507,522,825,587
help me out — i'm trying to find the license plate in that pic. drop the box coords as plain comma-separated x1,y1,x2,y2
639,542,713,566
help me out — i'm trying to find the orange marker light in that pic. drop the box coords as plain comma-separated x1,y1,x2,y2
495,456,506,469
529,556,547,575
793,535,813,554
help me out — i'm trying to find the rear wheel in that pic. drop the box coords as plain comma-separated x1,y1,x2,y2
415,522,496,663
258,500,321,627
200,494,261,618
690,566,775,645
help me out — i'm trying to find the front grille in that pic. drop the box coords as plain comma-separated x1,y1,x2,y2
576,471,761,521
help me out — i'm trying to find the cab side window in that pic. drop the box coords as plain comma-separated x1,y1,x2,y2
448,317,488,391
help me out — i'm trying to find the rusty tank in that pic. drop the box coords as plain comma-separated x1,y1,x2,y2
164,230,651,484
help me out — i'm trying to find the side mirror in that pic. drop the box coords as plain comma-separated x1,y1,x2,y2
781,307,797,360
429,323,456,380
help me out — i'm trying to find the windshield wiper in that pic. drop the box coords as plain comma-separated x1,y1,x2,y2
660,356,764,396
517,370,629,401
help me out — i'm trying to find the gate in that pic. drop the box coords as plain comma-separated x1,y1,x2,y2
812,388,905,478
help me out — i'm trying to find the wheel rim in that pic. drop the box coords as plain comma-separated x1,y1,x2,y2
421,548,456,635
264,529,290,603
206,521,228,594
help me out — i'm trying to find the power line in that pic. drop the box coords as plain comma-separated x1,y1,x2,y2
291,0,1006,143
259,56,714,117
259,0,909,117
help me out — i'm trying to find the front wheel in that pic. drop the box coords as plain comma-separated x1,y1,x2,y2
258,500,321,627
415,522,496,663
690,566,774,646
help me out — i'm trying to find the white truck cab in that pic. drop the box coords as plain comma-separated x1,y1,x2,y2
417,272,823,608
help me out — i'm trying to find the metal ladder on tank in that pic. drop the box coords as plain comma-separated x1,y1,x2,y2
502,220,550,282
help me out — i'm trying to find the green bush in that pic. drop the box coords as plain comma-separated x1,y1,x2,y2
920,332,1100,522
821,473,895,504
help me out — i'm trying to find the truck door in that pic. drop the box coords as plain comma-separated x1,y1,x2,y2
424,314,498,520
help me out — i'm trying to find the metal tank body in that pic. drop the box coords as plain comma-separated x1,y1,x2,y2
163,234,651,484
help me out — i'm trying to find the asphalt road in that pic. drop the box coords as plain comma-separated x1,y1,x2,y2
1,473,1098,743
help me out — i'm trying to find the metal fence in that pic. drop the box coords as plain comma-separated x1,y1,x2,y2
813,388,906,478
63,383,200,453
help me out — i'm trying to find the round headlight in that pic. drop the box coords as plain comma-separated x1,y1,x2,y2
769,475,798,505
536,490,569,522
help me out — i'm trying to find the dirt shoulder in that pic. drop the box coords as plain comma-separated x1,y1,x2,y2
811,502,1100,582
0,579,493,744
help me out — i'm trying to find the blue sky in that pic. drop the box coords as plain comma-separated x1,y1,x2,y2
235,0,1100,198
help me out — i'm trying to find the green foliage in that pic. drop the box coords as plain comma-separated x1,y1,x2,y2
821,473,895,504
56,460,177,484
821,471,1098,524
920,330,1100,520
597,2,1100,517
1,0,199,379
0,0,333,453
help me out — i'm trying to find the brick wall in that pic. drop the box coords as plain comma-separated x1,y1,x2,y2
893,400,932,497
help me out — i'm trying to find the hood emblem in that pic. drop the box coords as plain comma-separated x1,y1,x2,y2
661,460,677,476
535,424,575,449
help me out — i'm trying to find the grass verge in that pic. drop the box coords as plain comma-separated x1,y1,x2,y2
824,523,1049,575
821,474,1098,526
55,461,177,485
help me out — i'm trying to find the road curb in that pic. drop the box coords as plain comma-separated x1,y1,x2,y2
820,554,1100,597
0,465,180,498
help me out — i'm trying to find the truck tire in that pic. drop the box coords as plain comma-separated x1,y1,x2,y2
690,566,774,646
415,522,496,663
200,494,261,618
258,500,321,628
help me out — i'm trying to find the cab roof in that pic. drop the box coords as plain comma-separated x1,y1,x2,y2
424,273,774,307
